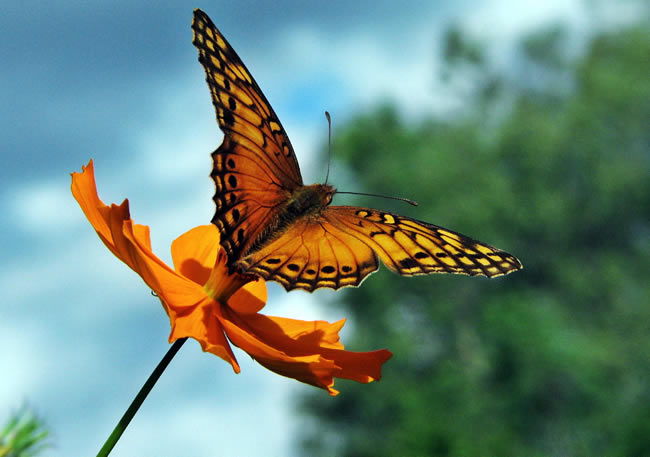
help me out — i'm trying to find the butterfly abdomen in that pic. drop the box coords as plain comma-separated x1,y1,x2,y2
243,184,334,258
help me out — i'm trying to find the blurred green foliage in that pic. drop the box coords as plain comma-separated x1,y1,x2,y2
299,18,649,457
0,406,49,457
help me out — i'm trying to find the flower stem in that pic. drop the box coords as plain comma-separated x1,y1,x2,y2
96,338,187,457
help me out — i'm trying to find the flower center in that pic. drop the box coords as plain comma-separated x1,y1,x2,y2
201,251,250,303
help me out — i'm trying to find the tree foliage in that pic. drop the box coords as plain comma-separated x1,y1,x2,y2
299,19,650,457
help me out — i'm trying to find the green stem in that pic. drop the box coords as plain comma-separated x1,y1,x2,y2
96,337,187,457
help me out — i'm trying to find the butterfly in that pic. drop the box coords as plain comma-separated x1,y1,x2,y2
191,9,522,292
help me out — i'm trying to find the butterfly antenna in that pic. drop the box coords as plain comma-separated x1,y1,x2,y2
324,111,417,207
335,191,419,207
324,111,332,185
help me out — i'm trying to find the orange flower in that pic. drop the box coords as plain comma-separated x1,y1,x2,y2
71,160,392,395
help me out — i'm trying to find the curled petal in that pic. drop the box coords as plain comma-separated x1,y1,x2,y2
71,161,203,311
71,160,139,258
219,308,392,395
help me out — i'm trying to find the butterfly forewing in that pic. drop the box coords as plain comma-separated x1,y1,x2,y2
325,207,522,278
192,9,303,266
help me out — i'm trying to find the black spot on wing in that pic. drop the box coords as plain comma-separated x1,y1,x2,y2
399,258,418,269
222,111,235,126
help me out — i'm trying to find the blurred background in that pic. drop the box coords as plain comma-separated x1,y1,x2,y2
1,0,648,456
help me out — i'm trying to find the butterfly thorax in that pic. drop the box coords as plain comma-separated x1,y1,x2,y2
243,183,335,258
286,183,335,217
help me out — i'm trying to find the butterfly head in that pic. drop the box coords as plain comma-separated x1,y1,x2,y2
290,183,336,214
319,183,336,206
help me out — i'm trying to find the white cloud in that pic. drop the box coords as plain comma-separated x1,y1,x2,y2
274,20,445,119
464,0,588,40
8,179,80,235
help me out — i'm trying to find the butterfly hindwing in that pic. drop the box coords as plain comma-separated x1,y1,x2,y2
235,218,379,292
192,9,303,265
325,206,522,278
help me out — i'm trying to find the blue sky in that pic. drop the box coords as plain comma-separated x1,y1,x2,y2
0,0,607,455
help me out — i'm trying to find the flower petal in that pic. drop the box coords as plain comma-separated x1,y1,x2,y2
219,308,392,395
72,162,198,306
168,295,240,372
228,278,267,314
171,225,220,285
71,160,131,258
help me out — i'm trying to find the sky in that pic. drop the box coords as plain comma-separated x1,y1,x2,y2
0,0,614,455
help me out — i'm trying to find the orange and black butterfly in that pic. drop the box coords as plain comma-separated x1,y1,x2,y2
191,9,522,292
